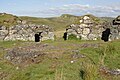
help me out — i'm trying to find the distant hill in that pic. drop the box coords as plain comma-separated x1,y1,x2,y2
100,17,114,22
0,13,115,30
20,14,80,31
60,14,79,18
20,14,109,31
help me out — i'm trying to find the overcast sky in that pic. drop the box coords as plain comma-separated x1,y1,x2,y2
0,0,120,17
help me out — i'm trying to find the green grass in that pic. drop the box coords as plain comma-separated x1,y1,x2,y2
0,39,120,80
0,13,20,27
0,13,119,80
20,14,109,32
0,13,112,39
20,15,79,31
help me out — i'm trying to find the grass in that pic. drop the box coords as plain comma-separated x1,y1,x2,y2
0,13,119,80
0,13,113,39
0,13,20,27
20,14,111,35
20,15,79,31
0,39,120,80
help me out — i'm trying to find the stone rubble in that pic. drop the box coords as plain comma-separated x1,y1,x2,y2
4,47,45,65
100,66,120,75
0,22,54,41
65,15,120,41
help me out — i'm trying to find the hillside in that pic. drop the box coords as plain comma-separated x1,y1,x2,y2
20,14,80,31
21,14,115,31
0,13,21,27
100,17,114,22
0,13,114,31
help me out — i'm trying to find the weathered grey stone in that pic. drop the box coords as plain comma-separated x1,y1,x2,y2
65,15,120,41
88,34,97,40
65,15,103,40
110,28,119,40
0,24,54,41
4,46,45,65
82,28,90,35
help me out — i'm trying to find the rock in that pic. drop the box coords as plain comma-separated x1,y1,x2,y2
41,31,54,41
71,53,86,59
80,34,88,40
109,69,120,75
82,28,90,35
71,50,86,59
83,16,90,20
4,47,45,65
70,60,74,63
110,28,119,40
0,24,54,41
48,32,55,40
65,15,102,40
88,34,97,40
79,20,83,23
16,66,19,70
64,15,120,41
100,66,120,75
83,16,93,24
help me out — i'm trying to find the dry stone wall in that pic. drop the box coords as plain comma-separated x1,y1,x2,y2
0,23,54,41
65,16,120,41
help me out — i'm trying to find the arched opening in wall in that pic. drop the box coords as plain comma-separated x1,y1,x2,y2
63,32,67,40
101,28,111,42
35,33,40,42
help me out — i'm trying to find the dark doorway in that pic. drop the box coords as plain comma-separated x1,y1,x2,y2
101,28,111,42
35,33,40,42
63,32,67,40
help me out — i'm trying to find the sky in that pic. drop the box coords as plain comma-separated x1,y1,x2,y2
0,0,120,17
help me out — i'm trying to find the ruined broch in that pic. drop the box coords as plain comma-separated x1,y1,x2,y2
64,15,120,41
0,24,54,41
0,13,54,41
110,15,120,40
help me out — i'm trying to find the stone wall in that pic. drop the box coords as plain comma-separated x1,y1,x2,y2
110,25,120,41
0,24,54,41
65,16,120,41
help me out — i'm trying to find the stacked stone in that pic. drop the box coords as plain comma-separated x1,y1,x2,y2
0,23,54,41
109,25,120,41
109,16,120,41
4,47,45,65
66,16,104,40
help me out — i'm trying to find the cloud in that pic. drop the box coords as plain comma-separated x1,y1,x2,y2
14,4,120,17
7,3,17,6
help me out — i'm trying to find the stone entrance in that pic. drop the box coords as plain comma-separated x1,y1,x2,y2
35,33,40,42
101,28,111,42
